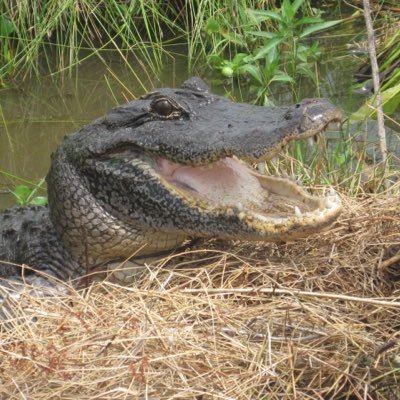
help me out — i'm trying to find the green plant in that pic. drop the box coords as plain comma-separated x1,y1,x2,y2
1,173,48,207
188,0,271,65
0,14,16,81
247,0,340,73
261,120,397,196
10,181,48,206
206,0,341,103
352,25,400,121
209,48,293,105
0,0,186,84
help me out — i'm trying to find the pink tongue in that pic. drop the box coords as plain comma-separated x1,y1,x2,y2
158,158,264,204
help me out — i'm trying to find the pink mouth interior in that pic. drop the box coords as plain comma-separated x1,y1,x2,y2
157,157,266,206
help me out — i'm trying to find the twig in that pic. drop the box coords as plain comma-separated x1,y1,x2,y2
180,287,400,307
362,0,389,188
380,253,400,269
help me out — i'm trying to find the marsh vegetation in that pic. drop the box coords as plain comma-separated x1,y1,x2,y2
1,0,399,199
0,1,399,399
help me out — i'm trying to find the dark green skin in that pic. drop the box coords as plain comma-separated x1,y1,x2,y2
0,78,341,282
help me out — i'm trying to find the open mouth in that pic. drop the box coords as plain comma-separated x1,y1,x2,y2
156,153,341,234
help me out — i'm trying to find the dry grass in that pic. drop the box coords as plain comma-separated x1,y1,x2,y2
1,191,400,399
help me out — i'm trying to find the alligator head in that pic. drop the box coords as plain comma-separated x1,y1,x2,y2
47,77,342,269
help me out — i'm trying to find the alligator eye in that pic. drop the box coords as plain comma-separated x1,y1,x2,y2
152,99,174,116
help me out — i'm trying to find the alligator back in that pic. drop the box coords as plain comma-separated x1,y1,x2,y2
0,206,77,279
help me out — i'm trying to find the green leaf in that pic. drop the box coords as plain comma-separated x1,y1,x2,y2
243,54,255,63
291,0,306,14
0,16,16,36
383,94,400,115
30,197,48,206
282,0,298,21
266,46,280,67
296,47,309,62
246,30,276,39
232,53,249,65
270,73,294,83
383,68,400,91
247,9,283,23
300,20,342,38
117,3,129,13
336,153,347,167
350,83,400,121
11,185,31,206
239,64,263,84
208,54,224,66
380,46,400,70
263,95,275,107
296,63,314,79
294,16,324,25
205,18,220,34
253,37,285,60
220,31,246,46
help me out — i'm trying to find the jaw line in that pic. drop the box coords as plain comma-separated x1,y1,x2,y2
155,155,342,234
246,171,342,238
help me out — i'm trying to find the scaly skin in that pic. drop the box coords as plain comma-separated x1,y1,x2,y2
0,77,342,283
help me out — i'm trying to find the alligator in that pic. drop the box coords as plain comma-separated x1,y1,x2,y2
0,77,342,287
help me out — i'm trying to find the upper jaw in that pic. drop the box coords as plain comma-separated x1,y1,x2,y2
88,97,342,167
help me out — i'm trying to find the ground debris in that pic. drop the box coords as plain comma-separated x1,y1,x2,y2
1,192,399,399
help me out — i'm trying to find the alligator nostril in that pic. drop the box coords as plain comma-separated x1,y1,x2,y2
227,123,233,128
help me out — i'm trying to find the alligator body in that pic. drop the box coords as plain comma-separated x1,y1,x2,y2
0,77,342,284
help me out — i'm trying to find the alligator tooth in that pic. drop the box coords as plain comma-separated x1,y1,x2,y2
294,206,302,218
326,187,340,206
308,209,323,217
257,162,265,174
236,202,244,211
308,137,315,147
325,198,336,209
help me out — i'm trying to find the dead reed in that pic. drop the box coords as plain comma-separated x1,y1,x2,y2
0,191,399,399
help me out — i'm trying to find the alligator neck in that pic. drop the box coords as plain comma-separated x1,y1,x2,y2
47,152,186,269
